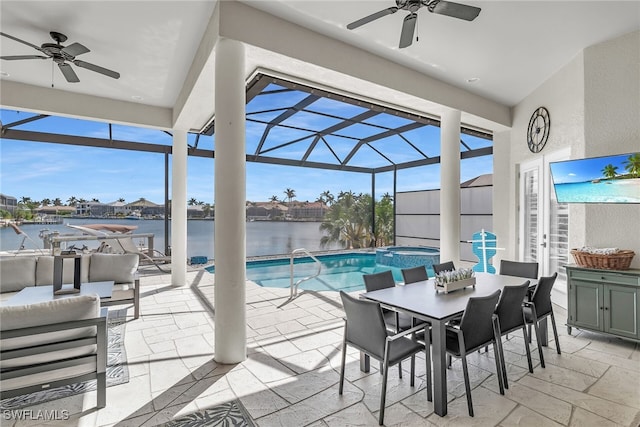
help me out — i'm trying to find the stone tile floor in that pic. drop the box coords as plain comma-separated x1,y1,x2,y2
4,268,640,426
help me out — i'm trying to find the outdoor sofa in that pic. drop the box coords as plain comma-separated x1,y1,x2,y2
0,294,108,408
0,253,140,318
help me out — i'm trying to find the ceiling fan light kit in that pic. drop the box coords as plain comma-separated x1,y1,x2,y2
0,31,120,84
347,0,481,48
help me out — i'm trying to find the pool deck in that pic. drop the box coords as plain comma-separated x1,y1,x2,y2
4,265,640,426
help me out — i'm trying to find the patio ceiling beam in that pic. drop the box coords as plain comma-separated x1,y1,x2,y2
254,94,321,155
1,114,50,130
301,135,321,163
372,146,493,173
248,154,373,173
342,121,425,165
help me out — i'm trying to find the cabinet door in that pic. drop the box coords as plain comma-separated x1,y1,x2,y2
569,280,603,331
604,285,638,339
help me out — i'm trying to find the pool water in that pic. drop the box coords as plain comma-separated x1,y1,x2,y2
206,252,435,292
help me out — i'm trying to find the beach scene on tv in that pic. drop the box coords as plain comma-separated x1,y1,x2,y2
550,152,640,203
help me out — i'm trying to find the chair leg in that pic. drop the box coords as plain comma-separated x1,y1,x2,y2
410,355,416,387
529,306,545,368
521,325,534,373
379,359,389,425
550,309,561,354
425,327,432,402
493,342,506,394
460,354,473,417
447,354,452,368
97,372,106,408
339,336,347,394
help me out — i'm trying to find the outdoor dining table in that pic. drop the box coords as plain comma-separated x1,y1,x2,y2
361,272,542,417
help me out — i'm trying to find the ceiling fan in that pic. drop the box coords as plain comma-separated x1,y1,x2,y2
0,31,120,83
347,0,481,48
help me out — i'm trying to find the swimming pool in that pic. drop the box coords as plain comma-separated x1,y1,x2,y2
206,252,436,292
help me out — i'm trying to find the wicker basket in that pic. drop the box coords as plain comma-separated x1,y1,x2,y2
571,249,635,270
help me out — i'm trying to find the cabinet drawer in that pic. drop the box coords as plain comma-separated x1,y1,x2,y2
569,270,639,286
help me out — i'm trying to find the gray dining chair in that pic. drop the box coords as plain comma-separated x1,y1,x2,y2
494,281,534,388
500,260,538,279
433,261,455,275
524,272,560,368
363,270,413,378
339,291,430,425
363,271,413,331
438,289,505,417
401,265,429,284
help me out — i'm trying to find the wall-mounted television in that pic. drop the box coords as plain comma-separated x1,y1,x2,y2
550,152,640,203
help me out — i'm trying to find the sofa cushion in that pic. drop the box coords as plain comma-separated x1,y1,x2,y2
0,294,101,356
89,253,138,284
0,257,37,292
35,255,91,286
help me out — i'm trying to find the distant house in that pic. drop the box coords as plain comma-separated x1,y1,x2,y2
0,194,18,215
246,202,287,220
36,205,76,215
127,199,165,217
289,201,327,220
76,201,108,216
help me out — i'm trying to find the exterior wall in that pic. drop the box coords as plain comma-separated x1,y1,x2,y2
0,194,18,215
494,30,640,308
395,185,493,261
582,31,640,267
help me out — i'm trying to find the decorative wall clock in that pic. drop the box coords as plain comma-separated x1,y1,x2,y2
527,106,550,153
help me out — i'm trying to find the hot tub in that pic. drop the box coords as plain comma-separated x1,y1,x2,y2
375,246,440,269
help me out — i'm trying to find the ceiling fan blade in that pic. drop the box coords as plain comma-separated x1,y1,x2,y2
347,7,399,30
0,32,44,52
58,63,80,83
1,55,48,60
73,60,120,79
429,0,481,21
62,42,90,57
399,13,417,48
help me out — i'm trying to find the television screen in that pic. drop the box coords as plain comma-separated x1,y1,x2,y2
550,152,640,203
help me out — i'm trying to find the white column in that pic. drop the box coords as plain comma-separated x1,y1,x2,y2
171,130,188,286
214,38,246,363
440,109,461,266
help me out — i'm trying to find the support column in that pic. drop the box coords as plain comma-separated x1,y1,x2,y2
214,38,246,363
440,109,461,266
171,130,188,286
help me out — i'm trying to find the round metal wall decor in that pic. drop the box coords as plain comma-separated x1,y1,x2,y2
527,106,550,153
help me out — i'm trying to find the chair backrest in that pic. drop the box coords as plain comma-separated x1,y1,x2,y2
340,291,388,360
495,281,530,333
363,270,395,292
401,266,429,284
459,290,501,351
530,272,558,318
500,260,538,279
433,261,455,275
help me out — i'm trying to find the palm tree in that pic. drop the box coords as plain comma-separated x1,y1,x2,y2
319,191,373,249
53,198,63,206
117,198,126,203
188,197,198,206
284,188,296,206
318,190,334,206
41,198,51,206
20,196,32,204
269,195,279,203
91,198,100,203
67,196,77,206
601,164,618,179
623,153,640,178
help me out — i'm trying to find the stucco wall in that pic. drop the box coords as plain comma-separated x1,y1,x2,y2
582,31,640,267
494,30,640,303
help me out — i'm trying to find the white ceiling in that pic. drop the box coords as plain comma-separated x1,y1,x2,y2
1,1,639,132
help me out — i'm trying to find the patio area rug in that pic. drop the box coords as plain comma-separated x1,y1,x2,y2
160,400,256,427
0,309,130,410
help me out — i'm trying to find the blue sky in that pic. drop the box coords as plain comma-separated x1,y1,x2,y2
550,153,634,184
0,97,493,205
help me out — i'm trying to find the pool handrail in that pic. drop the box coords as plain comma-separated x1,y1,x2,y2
290,248,322,298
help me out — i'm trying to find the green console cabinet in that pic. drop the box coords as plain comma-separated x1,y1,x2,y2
566,265,640,342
